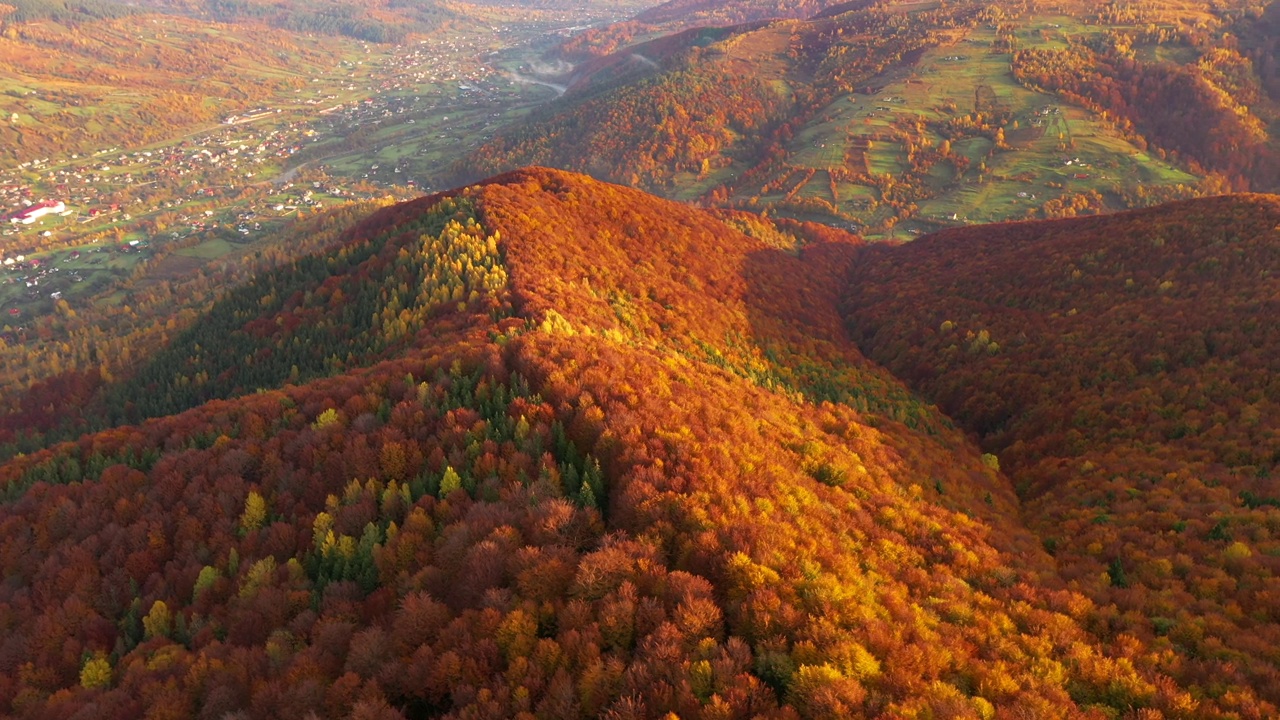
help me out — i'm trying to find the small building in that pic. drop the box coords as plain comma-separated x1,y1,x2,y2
9,201,66,225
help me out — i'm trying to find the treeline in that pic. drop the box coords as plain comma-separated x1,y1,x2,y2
476,2,964,198
100,197,504,424
636,0,848,26
2,196,508,454
0,0,137,24
515,0,1004,228
557,0,854,61
559,0,930,69
203,0,437,43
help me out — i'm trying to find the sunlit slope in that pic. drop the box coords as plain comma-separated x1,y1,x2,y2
0,168,1217,718
475,0,1280,236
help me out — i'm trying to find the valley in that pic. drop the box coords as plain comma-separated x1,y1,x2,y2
0,0,649,405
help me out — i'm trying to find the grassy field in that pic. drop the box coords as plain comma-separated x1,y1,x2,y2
744,18,1201,238
176,238,237,260
665,164,746,203
0,243,143,315
320,78,558,190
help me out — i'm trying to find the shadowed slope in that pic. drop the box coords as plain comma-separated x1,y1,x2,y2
845,194,1280,713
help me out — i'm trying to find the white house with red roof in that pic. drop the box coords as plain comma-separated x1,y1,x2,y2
9,201,66,224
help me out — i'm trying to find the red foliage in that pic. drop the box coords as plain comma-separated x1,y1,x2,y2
845,194,1280,712
2,168,1273,718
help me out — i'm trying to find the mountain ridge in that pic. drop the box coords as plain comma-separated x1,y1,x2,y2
2,166,1240,718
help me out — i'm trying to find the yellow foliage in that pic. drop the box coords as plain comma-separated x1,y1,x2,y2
497,609,538,661
1224,541,1252,562
381,205,508,340
335,535,357,559
689,659,714,699
792,663,844,693
239,557,277,598
193,566,219,599
439,466,462,497
312,512,334,550
541,309,577,336
239,490,267,534
79,655,112,690
838,642,881,680
142,600,172,640
312,408,340,430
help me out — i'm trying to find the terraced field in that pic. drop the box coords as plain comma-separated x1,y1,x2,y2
741,20,1199,237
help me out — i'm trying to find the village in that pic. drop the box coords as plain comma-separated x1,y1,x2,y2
0,0,649,328
0,29,527,325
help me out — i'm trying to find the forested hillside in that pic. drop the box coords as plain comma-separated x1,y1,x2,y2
0,201,396,454
0,0,138,24
556,0,855,62
844,194,1280,715
5,168,1263,718
4,0,1280,714
635,0,846,26
467,63,790,191
473,0,1280,235
0,13,352,165
0,0,453,40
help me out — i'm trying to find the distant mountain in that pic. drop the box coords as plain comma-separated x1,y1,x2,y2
635,0,852,26
9,168,1275,716
0,0,453,41
555,0,858,62
471,0,1279,234
844,194,1280,713
0,3,414,166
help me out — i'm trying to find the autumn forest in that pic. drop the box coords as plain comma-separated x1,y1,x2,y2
4,0,1280,718
0,166,1275,718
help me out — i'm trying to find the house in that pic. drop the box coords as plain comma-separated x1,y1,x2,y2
9,201,66,224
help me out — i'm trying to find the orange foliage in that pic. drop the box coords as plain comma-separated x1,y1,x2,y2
1,168,1276,718
845,194,1280,713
